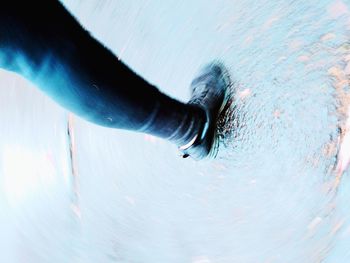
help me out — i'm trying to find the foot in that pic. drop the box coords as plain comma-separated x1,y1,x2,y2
179,62,231,160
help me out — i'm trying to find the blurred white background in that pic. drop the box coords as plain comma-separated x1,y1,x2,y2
1,0,350,262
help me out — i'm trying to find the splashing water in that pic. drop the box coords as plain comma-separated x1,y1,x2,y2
1,0,350,262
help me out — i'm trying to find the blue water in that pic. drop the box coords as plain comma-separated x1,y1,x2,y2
1,0,350,262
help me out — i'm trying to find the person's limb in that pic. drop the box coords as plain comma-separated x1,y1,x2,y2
0,1,231,159
0,0,206,147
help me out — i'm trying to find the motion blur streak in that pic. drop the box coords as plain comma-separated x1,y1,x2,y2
1,0,350,262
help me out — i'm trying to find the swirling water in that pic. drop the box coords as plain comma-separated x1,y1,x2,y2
1,0,350,262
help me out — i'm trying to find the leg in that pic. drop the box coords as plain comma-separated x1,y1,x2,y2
0,0,206,147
